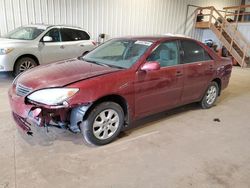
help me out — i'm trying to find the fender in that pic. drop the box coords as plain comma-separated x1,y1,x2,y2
69,103,92,133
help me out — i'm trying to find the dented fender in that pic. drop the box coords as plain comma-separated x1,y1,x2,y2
69,103,92,132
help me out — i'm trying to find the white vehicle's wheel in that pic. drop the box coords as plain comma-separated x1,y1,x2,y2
80,102,124,146
14,57,37,76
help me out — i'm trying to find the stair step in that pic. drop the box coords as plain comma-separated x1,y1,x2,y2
194,6,249,67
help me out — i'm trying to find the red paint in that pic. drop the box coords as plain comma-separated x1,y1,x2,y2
8,36,232,132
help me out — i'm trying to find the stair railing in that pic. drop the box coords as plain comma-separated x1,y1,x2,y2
196,6,250,67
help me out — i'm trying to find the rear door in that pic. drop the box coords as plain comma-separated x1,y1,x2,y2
135,40,184,117
179,39,215,104
60,28,93,57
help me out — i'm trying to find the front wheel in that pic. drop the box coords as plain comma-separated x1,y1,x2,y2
14,57,37,76
80,102,124,146
200,82,219,109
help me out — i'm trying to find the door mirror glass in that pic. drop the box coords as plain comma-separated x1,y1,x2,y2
141,61,160,71
43,36,53,42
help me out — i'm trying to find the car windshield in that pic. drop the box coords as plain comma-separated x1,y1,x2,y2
4,27,45,40
83,39,153,69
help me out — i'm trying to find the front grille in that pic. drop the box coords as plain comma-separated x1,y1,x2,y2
16,84,33,97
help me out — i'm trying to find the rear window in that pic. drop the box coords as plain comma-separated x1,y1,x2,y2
180,40,212,63
61,28,90,41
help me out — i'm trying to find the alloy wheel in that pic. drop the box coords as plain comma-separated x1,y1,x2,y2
206,85,217,105
19,60,36,72
93,109,120,140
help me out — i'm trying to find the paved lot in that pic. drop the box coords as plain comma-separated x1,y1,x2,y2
0,68,250,188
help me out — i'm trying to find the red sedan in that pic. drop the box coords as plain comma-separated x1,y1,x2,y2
8,36,232,145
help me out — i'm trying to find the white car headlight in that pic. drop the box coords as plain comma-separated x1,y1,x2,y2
27,88,79,106
0,48,14,55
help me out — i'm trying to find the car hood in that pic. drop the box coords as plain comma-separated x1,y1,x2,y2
16,58,121,90
0,38,31,47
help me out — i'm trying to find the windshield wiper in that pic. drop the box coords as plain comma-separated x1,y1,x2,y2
82,58,125,69
104,64,125,69
83,59,110,67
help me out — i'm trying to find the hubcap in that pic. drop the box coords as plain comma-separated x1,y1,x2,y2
93,109,120,140
206,85,217,105
19,60,35,72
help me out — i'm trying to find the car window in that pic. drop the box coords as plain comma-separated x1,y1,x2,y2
94,41,126,57
147,41,179,67
83,39,152,69
60,28,74,41
180,40,212,63
4,27,45,40
61,28,90,41
74,30,90,40
44,28,61,42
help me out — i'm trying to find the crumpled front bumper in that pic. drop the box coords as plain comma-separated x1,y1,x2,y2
8,85,33,118
12,112,34,135
8,84,77,135
9,85,44,134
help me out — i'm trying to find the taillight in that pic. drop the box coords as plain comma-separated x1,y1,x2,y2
92,41,97,46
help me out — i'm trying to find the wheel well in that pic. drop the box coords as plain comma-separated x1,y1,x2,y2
14,54,39,69
82,51,89,56
84,95,129,122
212,78,221,95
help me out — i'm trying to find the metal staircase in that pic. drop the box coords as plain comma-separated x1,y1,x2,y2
195,6,250,67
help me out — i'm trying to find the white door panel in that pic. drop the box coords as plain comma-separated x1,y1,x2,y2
38,42,69,64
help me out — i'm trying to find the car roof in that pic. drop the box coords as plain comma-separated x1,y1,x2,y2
116,34,193,42
24,24,52,30
24,24,84,30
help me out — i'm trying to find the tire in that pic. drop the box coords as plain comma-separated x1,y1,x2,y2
200,81,219,109
14,57,37,76
79,102,124,146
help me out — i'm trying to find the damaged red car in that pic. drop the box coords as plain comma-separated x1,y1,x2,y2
8,36,232,145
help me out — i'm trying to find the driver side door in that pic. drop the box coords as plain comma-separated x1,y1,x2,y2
134,40,184,118
39,28,70,64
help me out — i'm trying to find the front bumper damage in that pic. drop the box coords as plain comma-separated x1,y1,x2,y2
12,112,34,135
9,85,91,136
11,106,70,135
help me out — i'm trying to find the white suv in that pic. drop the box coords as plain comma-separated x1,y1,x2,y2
0,24,96,76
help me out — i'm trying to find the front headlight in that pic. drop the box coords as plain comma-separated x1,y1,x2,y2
0,48,14,55
27,88,79,106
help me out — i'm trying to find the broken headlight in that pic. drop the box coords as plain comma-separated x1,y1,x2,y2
27,88,79,106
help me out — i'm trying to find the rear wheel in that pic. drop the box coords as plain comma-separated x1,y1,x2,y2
14,57,37,76
200,81,219,109
80,102,124,146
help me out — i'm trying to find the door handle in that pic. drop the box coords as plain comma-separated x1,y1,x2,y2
209,65,214,70
176,71,183,77
80,44,85,47
60,45,65,49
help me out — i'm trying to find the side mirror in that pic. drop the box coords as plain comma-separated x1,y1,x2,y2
42,36,53,42
140,61,160,71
